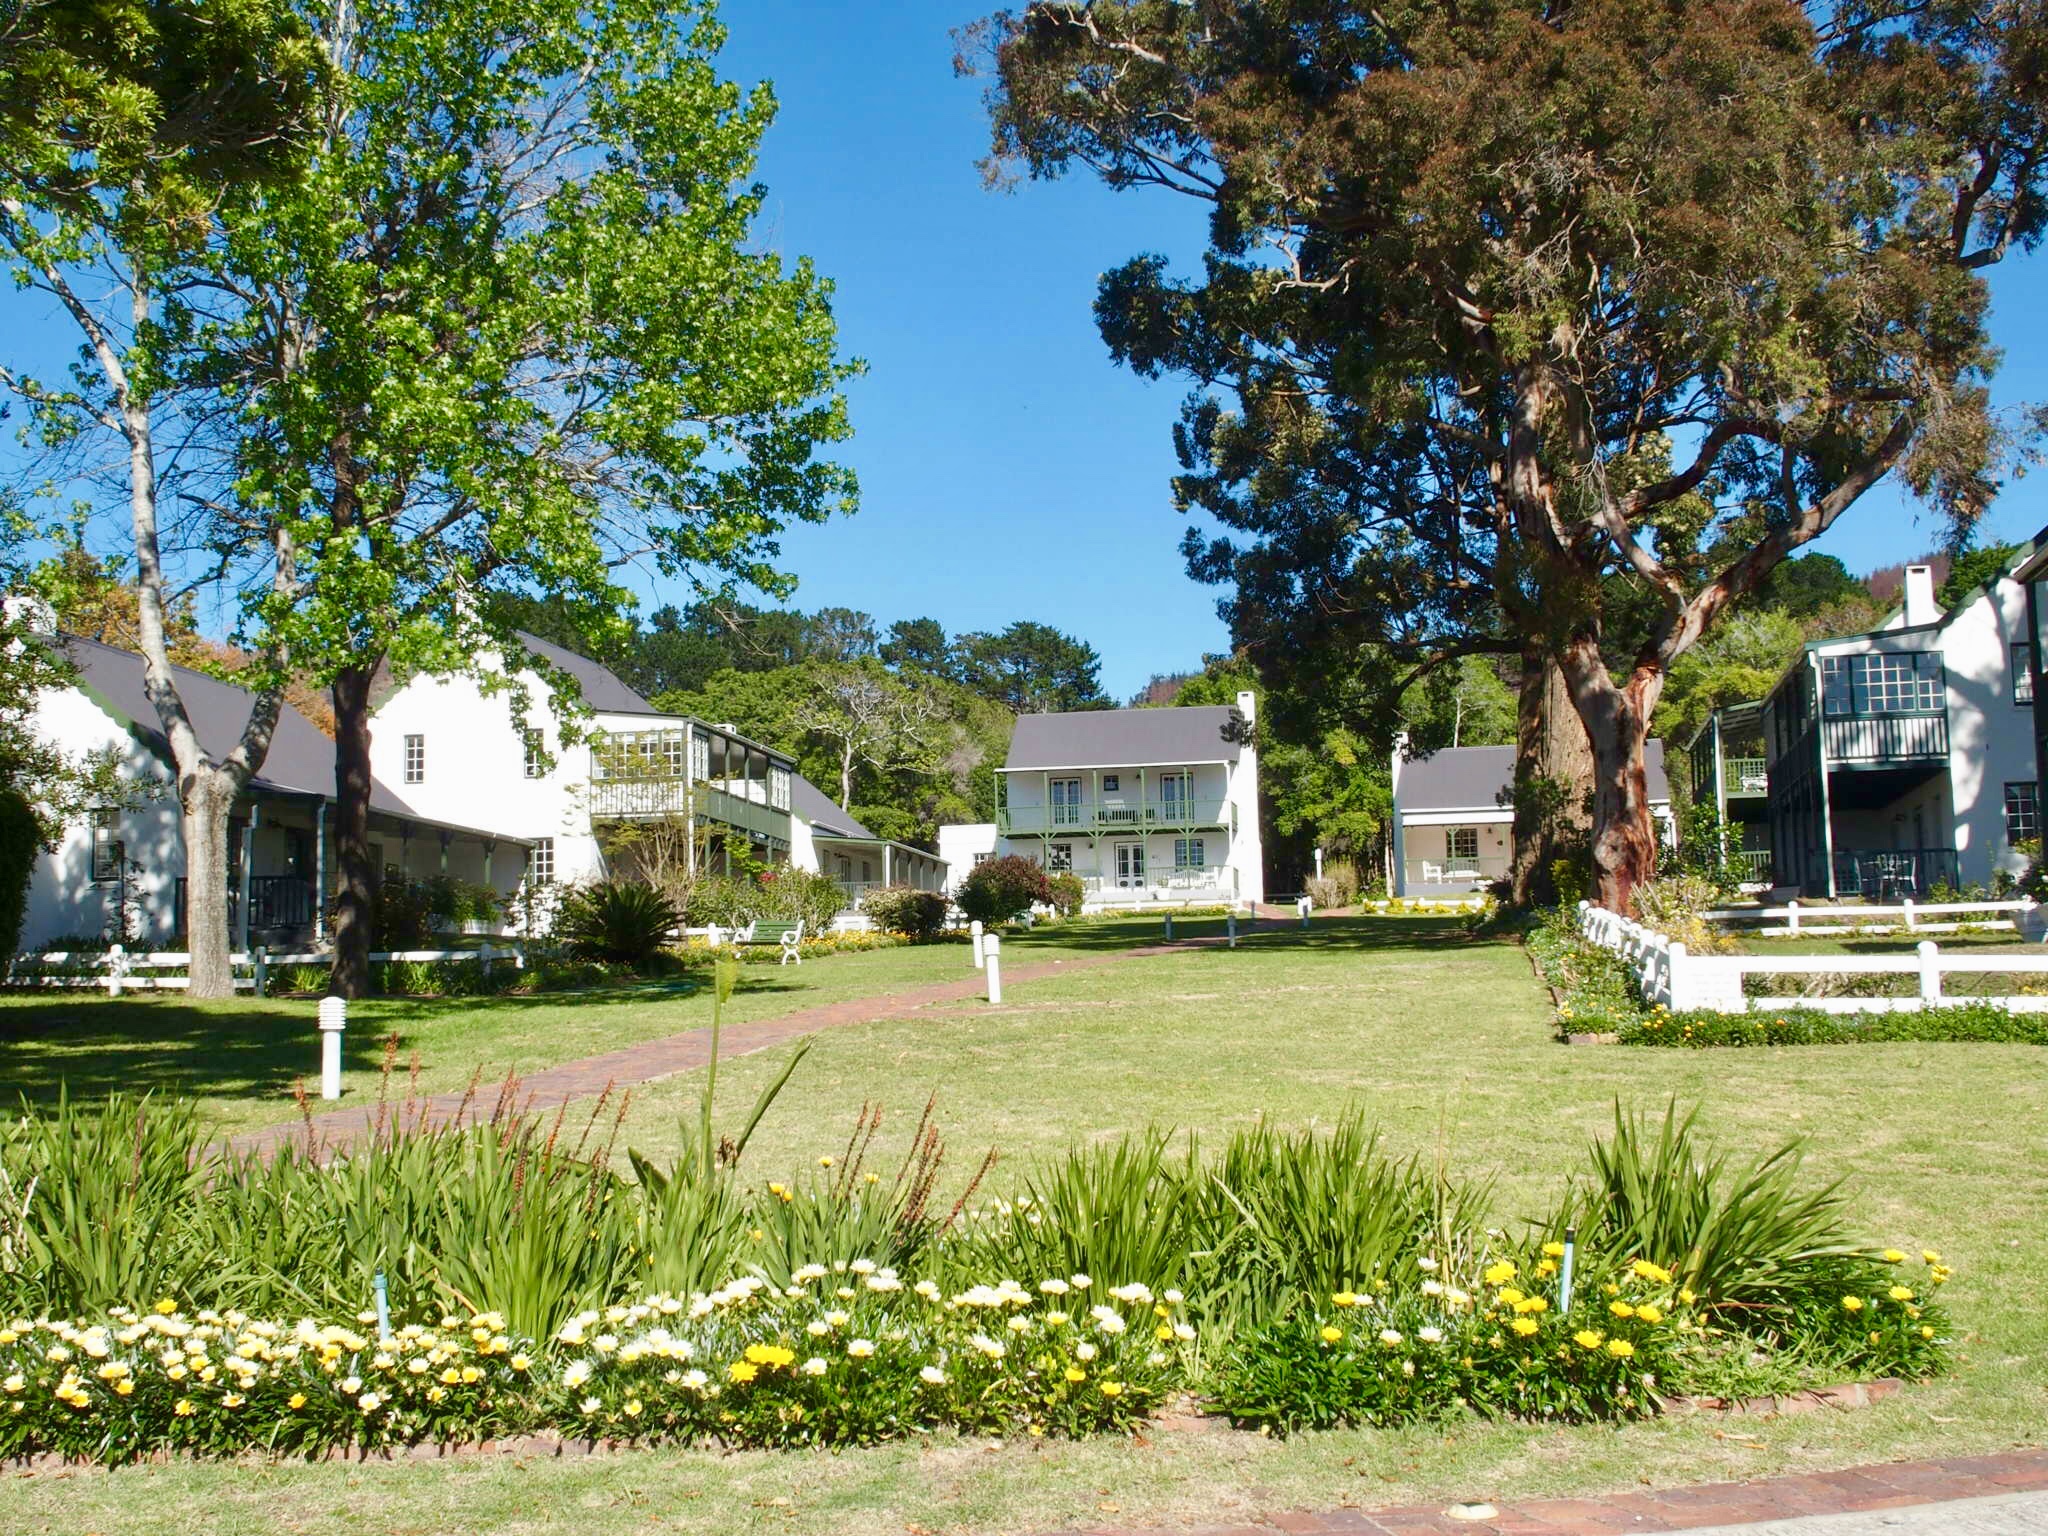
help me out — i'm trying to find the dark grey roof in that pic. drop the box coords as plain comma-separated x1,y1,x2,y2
789,773,874,840
1395,741,1670,813
513,631,654,714
1003,706,1242,772
55,635,522,840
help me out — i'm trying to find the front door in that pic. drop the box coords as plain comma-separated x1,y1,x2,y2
1115,842,1145,888
1050,777,1083,827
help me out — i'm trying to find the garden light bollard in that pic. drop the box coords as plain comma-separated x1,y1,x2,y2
970,920,984,969
1297,894,1312,928
373,1269,392,1344
984,935,1002,1004
252,944,267,998
1227,911,1238,948
318,995,347,1100
1917,939,1942,1007
1163,913,1173,941
1786,898,1800,935
105,943,125,999
1558,1224,1577,1315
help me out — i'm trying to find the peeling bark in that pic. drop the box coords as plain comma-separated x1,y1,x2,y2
1507,642,1594,906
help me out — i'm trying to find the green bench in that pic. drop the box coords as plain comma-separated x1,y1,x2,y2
736,918,806,965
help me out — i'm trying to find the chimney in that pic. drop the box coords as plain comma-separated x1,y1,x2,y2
1235,689,1257,726
1902,564,1939,627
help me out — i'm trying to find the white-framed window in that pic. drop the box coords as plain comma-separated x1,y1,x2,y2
973,850,994,866
1447,826,1480,864
523,729,546,779
403,733,426,783
770,765,791,811
89,809,121,883
1158,770,1190,818
1820,652,1943,716
1101,774,1120,792
526,837,555,885
2005,782,2039,846
1049,777,1083,826
2014,644,2035,706
1173,836,1205,870
1046,843,1072,871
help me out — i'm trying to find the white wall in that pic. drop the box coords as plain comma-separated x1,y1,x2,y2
21,686,181,949
1931,579,2036,884
938,823,997,891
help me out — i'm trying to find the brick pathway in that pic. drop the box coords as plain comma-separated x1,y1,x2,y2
233,931,1241,1156
1045,1448,2048,1536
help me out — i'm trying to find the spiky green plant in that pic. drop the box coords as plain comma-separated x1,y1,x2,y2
554,881,680,967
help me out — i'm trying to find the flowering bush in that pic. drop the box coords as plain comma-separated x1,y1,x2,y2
0,1272,1191,1462
860,885,951,939
1623,1003,2048,1048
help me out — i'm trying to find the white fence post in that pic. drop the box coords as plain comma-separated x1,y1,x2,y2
1664,942,1689,1012
984,935,1002,1004
105,943,124,999
970,920,984,969
1901,899,1916,932
318,995,347,1099
252,944,268,998
1917,940,1942,1009
1787,899,1800,935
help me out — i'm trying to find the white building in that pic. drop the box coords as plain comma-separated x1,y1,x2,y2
369,633,943,908
1696,551,2046,898
20,635,522,951
949,694,1264,908
1390,741,1673,899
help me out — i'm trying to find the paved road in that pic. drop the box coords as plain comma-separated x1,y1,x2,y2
1688,1489,2048,1534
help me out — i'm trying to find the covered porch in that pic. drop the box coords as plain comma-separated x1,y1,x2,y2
818,837,947,905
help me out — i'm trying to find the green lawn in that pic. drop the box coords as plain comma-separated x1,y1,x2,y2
3,916,2045,1536
0,920,1167,1139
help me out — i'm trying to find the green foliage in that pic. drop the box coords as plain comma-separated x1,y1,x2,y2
1939,541,2022,609
1524,906,1642,1032
1625,1004,2048,1048
860,885,949,939
553,882,681,968
0,789,37,959
1044,870,1085,918
954,855,1053,924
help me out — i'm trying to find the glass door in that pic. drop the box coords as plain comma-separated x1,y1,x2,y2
1158,770,1189,822
1114,842,1146,888
1050,777,1083,827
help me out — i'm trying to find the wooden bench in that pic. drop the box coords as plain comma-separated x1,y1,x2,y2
737,919,805,965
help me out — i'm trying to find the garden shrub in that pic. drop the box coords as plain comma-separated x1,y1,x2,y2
1524,905,1644,1031
1045,870,1085,918
553,881,680,967
860,884,949,938
1631,875,1737,954
954,855,1051,924
1304,870,1356,909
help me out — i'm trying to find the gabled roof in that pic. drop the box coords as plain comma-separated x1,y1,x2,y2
790,772,874,840
512,631,655,714
1395,742,1671,815
53,635,522,840
1003,706,1242,772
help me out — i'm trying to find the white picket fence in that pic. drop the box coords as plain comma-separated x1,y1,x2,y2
1576,901,2048,1015
7,943,526,998
1700,897,2039,938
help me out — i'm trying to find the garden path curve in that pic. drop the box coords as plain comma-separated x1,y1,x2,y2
229,933,1239,1158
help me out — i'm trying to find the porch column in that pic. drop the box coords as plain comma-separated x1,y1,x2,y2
314,800,328,941
1812,653,1838,899
237,802,260,955
883,844,893,885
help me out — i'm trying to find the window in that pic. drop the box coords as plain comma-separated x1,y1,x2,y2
1046,843,1072,871
523,729,546,779
1820,653,1943,716
770,765,791,811
2004,783,2039,846
1159,770,1190,817
1049,777,1083,826
526,837,555,886
1447,827,1480,864
403,733,426,783
1172,837,1205,871
89,809,121,883
1101,774,1119,792
973,850,994,866
2014,644,2035,706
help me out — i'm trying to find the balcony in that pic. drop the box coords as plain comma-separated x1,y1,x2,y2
586,778,791,845
1732,848,1773,885
1723,757,1769,796
1831,847,1961,900
1402,854,1509,890
1821,713,1949,764
1080,870,1237,904
997,797,1232,836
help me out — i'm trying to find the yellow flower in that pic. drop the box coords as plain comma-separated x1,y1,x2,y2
1536,1259,1558,1277
1920,1325,1936,1339
1678,1288,1697,1306
1888,1286,1914,1302
1497,1287,1525,1307
623,1398,643,1418
1331,1291,1358,1308
113,1380,134,1397
1573,1330,1604,1350
1635,1304,1663,1325
1512,1297,1548,1315
1922,1250,1941,1265
1606,1339,1635,1358
1881,1249,1906,1264
173,1399,196,1417
1064,1366,1086,1383
744,1343,796,1368
1483,1261,1517,1285
1542,1242,1566,1258
1609,1302,1635,1319
288,1393,307,1410
1509,1317,1540,1338
818,1155,834,1168
1099,1381,1123,1397
1629,1260,1673,1285
727,1361,758,1384
1841,1295,1865,1313
1320,1326,1344,1344
509,1354,531,1373
154,1299,178,1315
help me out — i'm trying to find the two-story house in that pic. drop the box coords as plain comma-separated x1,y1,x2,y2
370,634,942,912
1686,700,1774,887
1701,548,2044,900
962,694,1263,907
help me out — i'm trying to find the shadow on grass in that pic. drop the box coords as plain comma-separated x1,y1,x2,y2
1004,914,1474,957
0,977,707,1114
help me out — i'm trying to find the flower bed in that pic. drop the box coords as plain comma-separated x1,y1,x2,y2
1622,1002,2048,1048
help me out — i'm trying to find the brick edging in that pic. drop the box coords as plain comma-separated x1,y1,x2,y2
1047,1446,2048,1535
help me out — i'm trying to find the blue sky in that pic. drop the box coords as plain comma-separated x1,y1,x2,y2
9,0,2046,702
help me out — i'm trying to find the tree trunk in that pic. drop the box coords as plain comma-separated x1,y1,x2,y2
180,772,239,999
1506,642,1594,906
1556,638,1663,915
328,662,380,999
